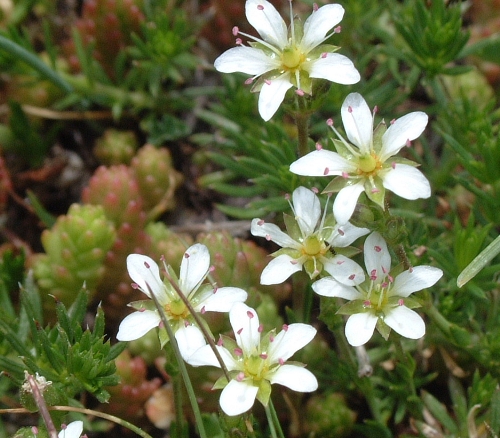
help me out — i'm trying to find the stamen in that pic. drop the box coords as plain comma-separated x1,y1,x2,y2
217,336,223,346
270,334,275,342
264,79,271,85
257,4,264,10
200,306,206,314
338,227,345,236
139,308,145,312
282,324,289,331
258,219,265,225
390,118,396,124
349,274,356,280
321,52,327,58
258,324,264,333
247,310,254,319
371,188,380,193
370,269,377,280
348,105,353,113
290,259,299,265
313,3,318,11
391,162,396,169
265,234,271,241
336,260,344,265
334,25,341,33
326,118,334,126
184,252,190,259
237,328,243,335
295,89,305,96
284,193,291,200
278,358,285,365
323,167,329,175
342,171,349,178
234,347,243,356
232,26,239,36
244,77,254,85
398,299,404,306
131,282,139,289
315,142,323,150
260,353,268,359
236,372,245,381
374,245,382,252
144,261,150,268
406,139,411,147
311,187,319,194
209,265,215,272
363,300,371,307
235,37,243,45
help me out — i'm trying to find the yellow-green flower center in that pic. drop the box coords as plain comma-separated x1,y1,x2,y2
302,235,324,256
281,45,304,70
244,355,269,381
165,300,189,319
358,154,378,173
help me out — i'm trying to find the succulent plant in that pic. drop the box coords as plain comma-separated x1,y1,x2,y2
82,164,152,319
32,203,116,308
63,0,145,77
93,129,139,165
103,349,162,420
130,144,183,220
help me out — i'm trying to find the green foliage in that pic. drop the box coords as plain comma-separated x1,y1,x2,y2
0,281,125,408
390,0,470,78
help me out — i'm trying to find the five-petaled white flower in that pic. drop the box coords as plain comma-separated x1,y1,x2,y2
116,244,248,361
187,302,318,416
312,232,442,346
214,0,360,121
251,186,368,284
58,421,84,438
290,92,431,224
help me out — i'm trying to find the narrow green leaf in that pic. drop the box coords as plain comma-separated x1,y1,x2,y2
457,235,500,287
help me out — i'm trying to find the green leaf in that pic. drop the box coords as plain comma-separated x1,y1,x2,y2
457,234,500,287
421,390,458,434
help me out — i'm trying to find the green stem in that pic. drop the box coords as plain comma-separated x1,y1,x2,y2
172,372,185,438
51,406,153,438
295,111,310,158
269,399,285,438
148,287,207,438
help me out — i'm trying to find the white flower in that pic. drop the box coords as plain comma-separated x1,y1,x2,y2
290,92,431,224
58,421,84,438
313,232,442,346
116,244,248,360
251,186,368,284
214,0,360,121
187,303,317,416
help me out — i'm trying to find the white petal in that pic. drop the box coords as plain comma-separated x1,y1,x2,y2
345,312,378,346
59,421,83,438
382,165,431,200
269,365,318,392
251,218,299,248
292,186,321,235
392,266,443,297
329,222,369,247
301,4,344,52
175,325,207,361
260,254,303,285
380,112,428,160
312,276,363,299
384,306,425,340
268,323,316,362
306,53,360,85
214,46,279,75
322,255,365,286
195,287,248,312
187,344,238,370
127,254,163,299
230,303,261,356
332,182,365,225
246,0,287,48
258,74,293,121
220,379,259,416
363,232,391,282
290,149,355,176
341,92,373,153
116,310,160,341
180,243,210,297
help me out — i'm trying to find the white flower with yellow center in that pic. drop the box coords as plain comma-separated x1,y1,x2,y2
251,186,368,284
187,302,317,416
313,232,443,346
116,244,248,360
214,0,360,121
290,92,431,224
